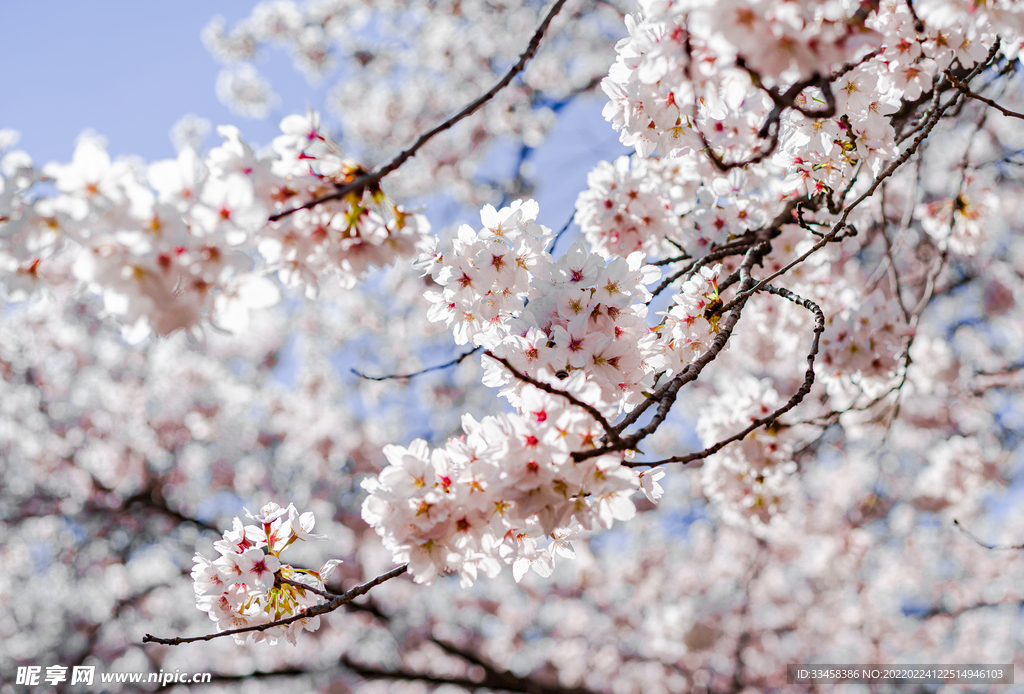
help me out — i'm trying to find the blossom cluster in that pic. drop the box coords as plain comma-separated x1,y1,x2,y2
0,112,429,340
201,0,626,203
574,151,781,262
362,373,665,586
361,199,735,585
918,172,997,256
191,502,341,644
422,200,663,413
817,289,912,385
653,264,725,375
603,0,1019,163
573,155,692,260
595,0,1018,259
696,376,802,531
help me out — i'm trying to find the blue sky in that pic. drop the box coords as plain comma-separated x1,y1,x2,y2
0,3,327,165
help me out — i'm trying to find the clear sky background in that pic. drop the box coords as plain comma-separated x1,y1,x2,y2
0,2,332,165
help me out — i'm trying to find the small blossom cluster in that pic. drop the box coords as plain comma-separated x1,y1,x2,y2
696,376,801,532
204,3,334,80
601,0,883,159
192,502,341,645
573,155,693,260
773,0,1007,192
910,435,994,513
817,289,912,385
651,264,725,375
0,112,430,340
361,374,664,586
423,200,662,413
422,200,548,346
575,153,774,259
917,173,996,256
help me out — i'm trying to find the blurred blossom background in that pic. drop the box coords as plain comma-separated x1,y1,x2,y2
3,1,1024,692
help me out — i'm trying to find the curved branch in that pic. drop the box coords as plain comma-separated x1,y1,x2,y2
341,652,602,694
269,0,571,222
142,564,409,646
352,347,480,381
575,242,770,463
945,71,1024,121
918,598,1024,620
953,519,1024,550
483,351,617,440
632,285,824,467
649,239,753,298
720,42,1001,314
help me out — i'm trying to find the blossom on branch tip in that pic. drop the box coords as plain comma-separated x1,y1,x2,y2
193,503,339,644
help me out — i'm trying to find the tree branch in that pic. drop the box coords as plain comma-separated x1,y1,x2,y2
268,0,571,222
953,519,1024,550
632,285,824,467
945,72,1024,121
483,351,617,440
142,564,409,646
352,347,480,381
575,242,770,463
721,42,1000,314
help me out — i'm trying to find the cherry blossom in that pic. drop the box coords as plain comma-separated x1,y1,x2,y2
5,0,1024,689
192,502,339,645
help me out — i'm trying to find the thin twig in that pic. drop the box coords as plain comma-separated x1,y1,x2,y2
649,240,753,298
975,362,1024,377
277,574,337,600
142,565,409,646
945,72,1024,121
483,351,617,440
549,210,576,255
953,519,1024,550
269,0,570,222
918,598,1023,620
352,347,480,381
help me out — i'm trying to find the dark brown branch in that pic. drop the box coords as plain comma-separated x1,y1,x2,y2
142,564,409,646
631,285,824,467
268,0,570,222
609,240,771,437
650,239,754,298
483,351,617,440
918,598,1024,620
975,362,1024,377
702,50,878,173
614,201,799,436
277,574,336,600
721,41,1001,314
904,0,925,32
945,72,1024,121
341,652,602,694
120,487,221,534
429,637,601,694
575,243,770,463
953,519,1024,550
352,346,480,381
